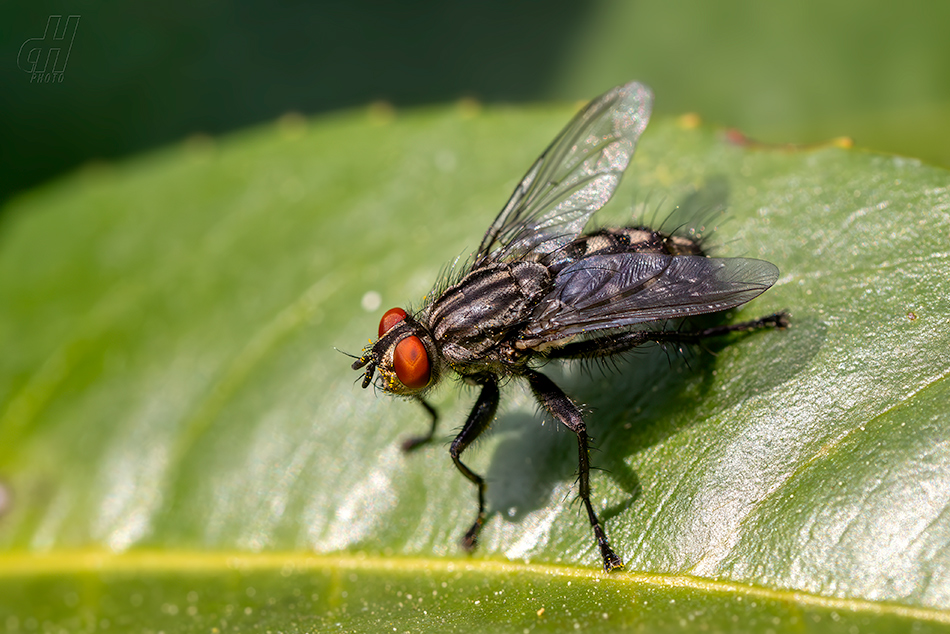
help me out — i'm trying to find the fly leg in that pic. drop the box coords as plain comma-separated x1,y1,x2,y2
547,311,789,360
669,311,789,342
401,397,439,452
450,376,500,551
523,368,624,572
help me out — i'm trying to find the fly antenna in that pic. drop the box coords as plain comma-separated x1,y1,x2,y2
334,347,360,360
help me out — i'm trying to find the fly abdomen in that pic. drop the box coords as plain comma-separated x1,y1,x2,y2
563,227,662,259
427,261,551,363
553,226,704,273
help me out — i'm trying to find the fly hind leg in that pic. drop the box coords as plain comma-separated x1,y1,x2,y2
523,368,624,572
546,311,789,360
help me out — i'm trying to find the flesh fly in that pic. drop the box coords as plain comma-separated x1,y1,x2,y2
352,81,787,571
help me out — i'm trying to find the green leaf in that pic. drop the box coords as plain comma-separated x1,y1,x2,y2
1,101,949,631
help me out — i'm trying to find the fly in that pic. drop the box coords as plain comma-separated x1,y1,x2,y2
351,81,788,572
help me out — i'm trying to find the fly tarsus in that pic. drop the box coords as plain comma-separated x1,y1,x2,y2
595,524,625,572
461,518,484,552
401,398,440,452
680,310,790,339
449,377,499,550
748,310,791,330
523,368,624,573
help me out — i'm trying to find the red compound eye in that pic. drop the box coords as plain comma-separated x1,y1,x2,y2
378,307,407,337
393,336,430,389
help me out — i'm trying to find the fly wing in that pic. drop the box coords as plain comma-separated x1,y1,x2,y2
520,253,779,345
473,82,653,267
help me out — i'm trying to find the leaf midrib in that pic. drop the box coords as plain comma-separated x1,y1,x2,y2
1,550,947,623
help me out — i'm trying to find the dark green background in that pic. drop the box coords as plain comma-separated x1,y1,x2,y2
2,0,949,208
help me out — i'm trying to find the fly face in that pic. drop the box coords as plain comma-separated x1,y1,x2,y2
350,80,788,572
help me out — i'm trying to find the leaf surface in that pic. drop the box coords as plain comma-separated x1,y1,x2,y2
1,102,949,631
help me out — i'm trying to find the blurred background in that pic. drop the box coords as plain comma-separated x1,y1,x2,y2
2,0,949,209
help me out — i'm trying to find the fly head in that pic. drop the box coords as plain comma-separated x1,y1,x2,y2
352,307,440,395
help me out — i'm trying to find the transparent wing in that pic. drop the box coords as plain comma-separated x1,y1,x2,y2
520,253,779,345
473,81,653,266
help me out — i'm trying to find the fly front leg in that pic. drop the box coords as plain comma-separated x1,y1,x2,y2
401,397,439,452
523,368,624,572
449,375,500,551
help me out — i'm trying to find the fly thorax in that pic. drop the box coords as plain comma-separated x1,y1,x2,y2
427,261,551,364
